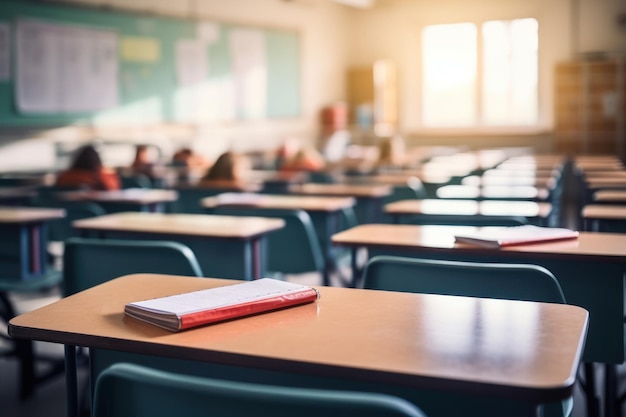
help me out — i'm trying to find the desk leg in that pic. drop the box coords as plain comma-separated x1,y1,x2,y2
583,363,601,417
65,345,78,417
350,247,360,288
251,238,262,280
605,363,619,417
323,214,340,287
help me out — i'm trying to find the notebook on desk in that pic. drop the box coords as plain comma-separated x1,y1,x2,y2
454,225,579,248
124,278,320,332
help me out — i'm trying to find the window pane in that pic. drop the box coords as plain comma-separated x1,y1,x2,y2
422,23,477,127
482,18,538,125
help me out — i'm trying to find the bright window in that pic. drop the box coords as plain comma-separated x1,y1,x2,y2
422,18,538,127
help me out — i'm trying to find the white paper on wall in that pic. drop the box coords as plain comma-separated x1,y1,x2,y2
230,28,267,119
15,18,118,114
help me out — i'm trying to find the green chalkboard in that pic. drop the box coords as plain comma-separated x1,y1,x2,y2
0,0,300,126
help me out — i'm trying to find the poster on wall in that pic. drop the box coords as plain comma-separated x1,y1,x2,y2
0,23,10,81
15,19,118,114
230,28,267,119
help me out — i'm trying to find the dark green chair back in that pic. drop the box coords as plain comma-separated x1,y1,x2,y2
212,208,324,277
47,202,106,243
362,255,565,304
63,238,203,296
93,363,427,417
362,255,571,417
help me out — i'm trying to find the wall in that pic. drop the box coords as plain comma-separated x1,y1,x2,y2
0,0,351,170
347,0,624,151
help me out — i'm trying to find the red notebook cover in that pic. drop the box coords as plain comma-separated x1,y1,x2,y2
125,279,319,332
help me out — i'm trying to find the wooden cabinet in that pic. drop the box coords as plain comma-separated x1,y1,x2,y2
347,60,398,136
554,58,625,159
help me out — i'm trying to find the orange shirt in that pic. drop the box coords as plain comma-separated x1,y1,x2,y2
55,168,121,191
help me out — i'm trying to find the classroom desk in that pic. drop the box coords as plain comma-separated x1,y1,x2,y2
0,206,65,399
462,175,557,189
581,204,626,232
0,206,65,280
436,185,549,201
385,199,553,225
0,186,37,206
8,273,588,417
593,190,626,203
72,212,284,280
172,181,262,213
288,183,392,223
201,193,356,284
58,189,178,213
332,224,624,366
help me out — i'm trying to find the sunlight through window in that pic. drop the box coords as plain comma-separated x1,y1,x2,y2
483,18,538,125
422,23,477,127
422,18,538,128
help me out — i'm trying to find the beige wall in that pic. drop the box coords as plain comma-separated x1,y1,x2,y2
347,0,624,150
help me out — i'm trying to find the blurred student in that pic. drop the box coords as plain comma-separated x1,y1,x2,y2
55,145,121,191
171,147,209,169
201,151,251,184
280,146,326,172
130,145,155,176
375,135,406,172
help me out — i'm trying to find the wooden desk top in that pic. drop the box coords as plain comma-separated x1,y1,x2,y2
201,194,355,213
288,183,392,198
385,199,553,218
9,273,588,402
0,206,65,223
176,180,262,193
462,175,556,189
436,185,549,201
60,189,179,204
594,190,626,203
582,205,626,220
342,172,452,186
585,178,626,189
72,212,284,239
0,187,37,199
332,224,626,262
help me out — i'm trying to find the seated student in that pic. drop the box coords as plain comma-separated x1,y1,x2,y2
171,147,209,169
129,145,159,180
55,144,121,191
199,151,251,186
375,135,406,172
171,147,210,183
280,146,326,172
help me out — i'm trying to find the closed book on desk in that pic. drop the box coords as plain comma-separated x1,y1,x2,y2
454,225,579,248
125,278,320,332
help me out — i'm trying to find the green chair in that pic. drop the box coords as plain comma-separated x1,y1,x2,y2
362,255,573,417
93,362,428,417
47,202,106,242
63,238,204,296
211,208,327,284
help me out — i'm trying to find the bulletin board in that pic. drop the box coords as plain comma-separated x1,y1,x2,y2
0,0,301,126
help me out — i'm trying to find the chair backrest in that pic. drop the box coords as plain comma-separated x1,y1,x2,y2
47,202,107,242
93,362,427,417
212,208,325,275
404,214,529,227
120,173,152,189
63,238,203,296
362,255,566,304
